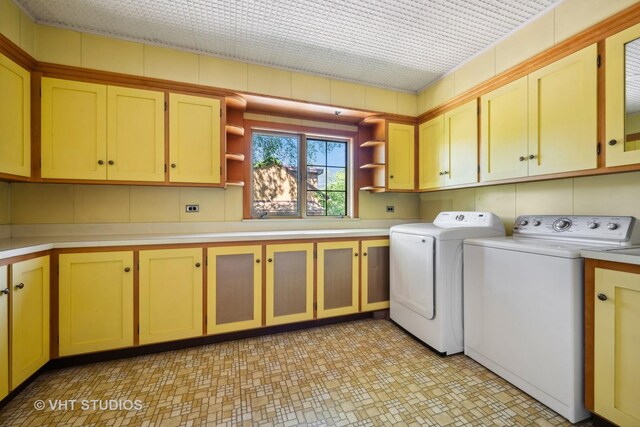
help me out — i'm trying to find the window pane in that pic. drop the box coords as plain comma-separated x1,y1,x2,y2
252,133,300,217
307,166,326,190
307,139,326,165
326,191,346,216
327,141,346,167
327,167,346,191
307,191,326,216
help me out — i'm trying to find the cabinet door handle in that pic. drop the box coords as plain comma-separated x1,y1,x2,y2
15,283,24,290
195,262,201,268
389,175,394,179
354,253,359,257
108,160,114,165
443,171,449,175
528,154,536,160
171,163,177,168
363,252,367,256
608,139,617,146
124,267,131,273
256,259,261,264
0,288,8,295
98,160,104,165
268,258,273,263
519,156,526,161
597,293,608,301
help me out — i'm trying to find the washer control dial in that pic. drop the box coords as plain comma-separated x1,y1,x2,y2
552,218,572,231
532,220,541,226
587,222,599,229
607,223,619,230
519,220,529,226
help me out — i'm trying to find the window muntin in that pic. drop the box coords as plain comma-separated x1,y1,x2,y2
251,131,349,218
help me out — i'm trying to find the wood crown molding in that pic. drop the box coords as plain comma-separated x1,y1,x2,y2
417,2,640,123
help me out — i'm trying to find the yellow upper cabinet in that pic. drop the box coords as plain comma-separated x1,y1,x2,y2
606,22,640,167
0,53,30,177
444,99,478,187
594,268,640,427
169,93,221,184
387,122,415,190
528,44,597,176
480,76,529,182
106,86,165,181
42,78,166,182
418,115,445,190
41,78,107,180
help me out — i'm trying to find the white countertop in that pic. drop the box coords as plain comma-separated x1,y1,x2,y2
581,247,640,266
0,228,390,260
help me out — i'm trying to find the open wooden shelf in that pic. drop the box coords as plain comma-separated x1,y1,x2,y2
225,180,245,187
360,163,385,169
225,94,248,110
225,152,245,162
225,124,245,137
360,115,386,125
360,139,385,148
360,186,385,192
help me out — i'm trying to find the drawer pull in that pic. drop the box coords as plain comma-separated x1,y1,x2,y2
124,267,131,273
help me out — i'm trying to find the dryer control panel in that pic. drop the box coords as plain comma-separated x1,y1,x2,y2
513,215,639,244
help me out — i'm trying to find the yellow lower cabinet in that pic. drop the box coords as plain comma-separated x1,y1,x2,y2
361,240,390,311
594,268,640,427
139,248,203,345
207,246,262,334
11,256,49,390
317,241,359,318
58,252,134,356
265,243,313,326
0,266,8,400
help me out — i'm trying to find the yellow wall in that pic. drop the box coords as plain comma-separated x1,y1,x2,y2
0,182,9,225
420,172,640,233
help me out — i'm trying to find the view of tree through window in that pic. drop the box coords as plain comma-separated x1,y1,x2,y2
251,132,348,218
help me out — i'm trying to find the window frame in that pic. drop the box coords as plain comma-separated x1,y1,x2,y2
248,126,354,220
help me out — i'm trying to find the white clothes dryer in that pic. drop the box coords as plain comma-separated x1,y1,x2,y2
389,211,505,355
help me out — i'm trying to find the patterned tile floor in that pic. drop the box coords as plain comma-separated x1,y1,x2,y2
0,319,593,426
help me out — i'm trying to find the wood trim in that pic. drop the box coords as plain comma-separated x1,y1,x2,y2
417,2,640,124
49,252,59,358
0,173,31,183
624,131,640,142
598,41,606,169
261,245,266,326
584,258,596,411
164,92,170,183
0,251,50,267
133,251,140,346
202,247,207,335
312,242,317,319
0,33,37,70
31,72,42,179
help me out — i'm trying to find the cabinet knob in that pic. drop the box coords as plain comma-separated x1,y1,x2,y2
124,267,131,273
597,293,608,301
171,163,177,168
608,139,617,146
438,171,444,176
354,253,359,257
98,160,104,165
390,175,394,179
108,160,114,165
519,156,526,161
268,258,273,263
443,171,449,175
15,283,24,290
256,259,261,264
528,154,536,160
363,252,367,256
195,262,201,268
0,288,8,295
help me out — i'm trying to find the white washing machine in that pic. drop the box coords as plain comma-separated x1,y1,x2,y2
463,215,640,423
390,211,505,355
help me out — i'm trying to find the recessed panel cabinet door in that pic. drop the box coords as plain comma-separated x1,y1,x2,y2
58,252,134,356
387,122,415,190
361,239,390,311
139,248,203,344
418,116,445,190
41,78,107,180
169,93,221,184
480,76,529,182
106,86,165,182
445,100,478,186
0,266,8,400
0,53,30,177
317,241,359,318
265,243,313,326
11,256,49,390
594,268,640,427
207,246,262,334
528,44,597,175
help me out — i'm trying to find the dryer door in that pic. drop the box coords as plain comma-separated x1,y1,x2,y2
390,232,435,319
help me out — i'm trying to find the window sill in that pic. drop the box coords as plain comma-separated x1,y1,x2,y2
242,217,359,222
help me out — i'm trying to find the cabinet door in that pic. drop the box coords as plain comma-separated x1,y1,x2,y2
207,246,262,334
106,86,165,182
418,116,445,190
139,248,203,344
445,100,478,186
528,44,597,175
41,78,107,180
480,77,528,181
169,93,221,184
605,23,640,167
11,256,49,389
59,252,134,356
361,240,390,311
265,243,313,326
0,53,30,177
387,122,415,190
594,268,640,426
0,266,8,400
317,241,359,318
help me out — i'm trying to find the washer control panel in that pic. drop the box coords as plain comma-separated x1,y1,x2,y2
513,215,637,242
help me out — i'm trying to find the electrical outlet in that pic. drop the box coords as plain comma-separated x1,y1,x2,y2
386,205,395,213
185,204,199,213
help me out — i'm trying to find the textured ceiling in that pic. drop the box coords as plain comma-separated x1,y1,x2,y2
15,0,559,93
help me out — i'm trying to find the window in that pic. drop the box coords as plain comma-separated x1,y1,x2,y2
251,131,349,218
